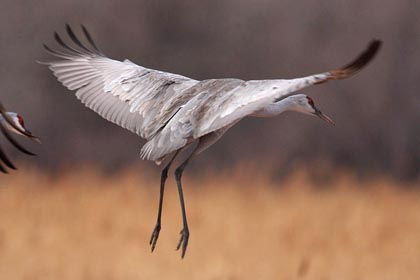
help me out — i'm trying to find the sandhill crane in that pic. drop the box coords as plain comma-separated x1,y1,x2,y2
0,102,40,173
43,25,381,258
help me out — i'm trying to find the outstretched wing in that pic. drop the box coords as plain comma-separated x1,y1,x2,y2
140,40,381,161
193,40,382,138
43,25,199,140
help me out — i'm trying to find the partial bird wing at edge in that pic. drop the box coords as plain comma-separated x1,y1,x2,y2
0,122,36,156
0,102,36,156
193,40,382,138
0,102,34,138
0,102,37,173
42,25,199,140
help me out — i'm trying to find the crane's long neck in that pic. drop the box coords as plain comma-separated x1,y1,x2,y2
250,98,295,118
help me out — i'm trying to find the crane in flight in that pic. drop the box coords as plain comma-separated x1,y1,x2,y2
43,25,381,258
0,102,40,173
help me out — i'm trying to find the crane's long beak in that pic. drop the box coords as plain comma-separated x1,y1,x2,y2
314,108,335,126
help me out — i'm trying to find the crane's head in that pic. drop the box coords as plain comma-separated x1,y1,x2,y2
287,94,335,125
1,112,41,142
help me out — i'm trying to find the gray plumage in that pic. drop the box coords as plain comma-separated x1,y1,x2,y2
43,26,381,163
43,25,382,258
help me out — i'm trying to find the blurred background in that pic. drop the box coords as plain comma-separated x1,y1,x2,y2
0,1,420,279
0,0,418,180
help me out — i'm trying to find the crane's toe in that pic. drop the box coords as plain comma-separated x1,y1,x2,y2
149,223,161,252
176,227,189,258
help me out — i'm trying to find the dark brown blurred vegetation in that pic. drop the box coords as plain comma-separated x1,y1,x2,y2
0,0,418,179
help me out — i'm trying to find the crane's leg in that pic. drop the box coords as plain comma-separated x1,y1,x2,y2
174,147,197,258
149,150,180,252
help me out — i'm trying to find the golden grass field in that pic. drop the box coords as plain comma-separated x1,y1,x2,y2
0,166,419,280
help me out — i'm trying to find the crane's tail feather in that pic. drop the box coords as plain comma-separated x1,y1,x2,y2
315,39,382,84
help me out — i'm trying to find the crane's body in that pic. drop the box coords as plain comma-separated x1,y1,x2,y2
155,94,334,164
43,25,381,258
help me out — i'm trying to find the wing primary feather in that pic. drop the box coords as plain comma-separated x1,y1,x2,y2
54,31,85,55
0,145,16,170
339,40,382,72
0,162,8,174
65,24,94,54
41,44,74,60
81,25,103,55
0,124,36,156
316,39,382,84
42,44,75,59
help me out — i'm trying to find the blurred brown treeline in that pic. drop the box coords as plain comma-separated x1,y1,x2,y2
0,0,418,180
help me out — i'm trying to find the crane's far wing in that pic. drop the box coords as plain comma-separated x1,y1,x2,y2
194,40,382,138
43,25,199,140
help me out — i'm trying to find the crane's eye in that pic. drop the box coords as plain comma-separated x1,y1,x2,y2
17,115,25,127
306,96,315,107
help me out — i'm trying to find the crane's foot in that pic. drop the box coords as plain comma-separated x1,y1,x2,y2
176,227,189,258
149,223,161,252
